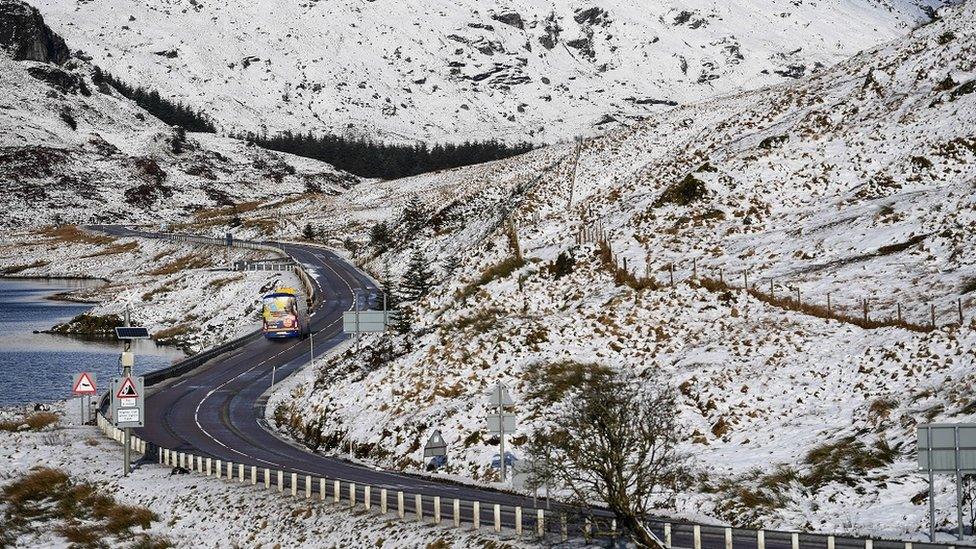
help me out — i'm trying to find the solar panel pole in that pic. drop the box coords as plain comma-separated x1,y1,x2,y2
122,306,132,478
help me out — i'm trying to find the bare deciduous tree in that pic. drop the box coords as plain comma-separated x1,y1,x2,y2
527,371,685,547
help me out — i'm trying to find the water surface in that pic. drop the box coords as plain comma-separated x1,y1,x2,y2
0,278,185,406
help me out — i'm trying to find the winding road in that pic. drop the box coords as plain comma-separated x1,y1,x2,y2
89,226,938,549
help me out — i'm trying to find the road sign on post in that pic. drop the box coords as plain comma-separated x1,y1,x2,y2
424,430,447,458
72,372,97,424
111,376,145,428
342,310,399,333
917,423,976,541
487,382,517,483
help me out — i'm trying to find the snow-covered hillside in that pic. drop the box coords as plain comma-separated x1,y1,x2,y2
0,0,358,229
256,1,976,538
32,0,946,143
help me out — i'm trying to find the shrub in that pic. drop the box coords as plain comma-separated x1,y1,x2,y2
457,256,525,301
655,173,708,207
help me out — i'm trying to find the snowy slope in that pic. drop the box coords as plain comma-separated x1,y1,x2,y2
0,2,359,229
32,0,947,143
258,1,976,538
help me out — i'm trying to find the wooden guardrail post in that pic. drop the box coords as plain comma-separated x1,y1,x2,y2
433,496,441,524
238,463,244,483
380,488,387,513
792,532,799,549
493,504,501,533
397,491,405,519
250,466,256,485
473,501,480,530
290,473,297,497
305,475,312,499
694,524,702,549
827,534,834,549
453,499,461,527
319,478,326,502
537,509,544,538
277,470,283,492
334,480,341,504
364,486,371,511
349,483,356,508
758,529,765,549
264,468,270,489
515,507,522,536
665,523,672,548
725,527,733,549
415,494,423,521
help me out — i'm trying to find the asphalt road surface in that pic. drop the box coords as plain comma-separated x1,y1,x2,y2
90,226,948,549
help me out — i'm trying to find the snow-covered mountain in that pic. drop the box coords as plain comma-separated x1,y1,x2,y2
246,0,973,537
0,0,358,229
32,0,946,143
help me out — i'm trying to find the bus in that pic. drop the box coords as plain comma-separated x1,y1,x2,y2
261,288,309,339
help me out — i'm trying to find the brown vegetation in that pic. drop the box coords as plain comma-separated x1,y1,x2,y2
0,412,59,432
38,225,113,246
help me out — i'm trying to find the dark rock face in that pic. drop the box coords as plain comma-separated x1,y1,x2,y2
27,64,89,94
491,11,524,30
0,0,70,64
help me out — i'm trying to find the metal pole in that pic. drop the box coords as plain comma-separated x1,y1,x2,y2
499,382,506,483
123,306,131,477
929,427,936,542
955,426,963,541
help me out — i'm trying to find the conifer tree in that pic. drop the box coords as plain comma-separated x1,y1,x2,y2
401,248,434,302
302,223,316,240
401,196,428,234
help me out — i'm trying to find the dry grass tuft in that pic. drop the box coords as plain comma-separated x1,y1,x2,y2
0,412,59,432
38,225,113,246
82,241,140,258
148,254,211,276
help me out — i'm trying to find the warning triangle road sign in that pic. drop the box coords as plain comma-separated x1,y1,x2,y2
116,377,139,399
72,372,97,395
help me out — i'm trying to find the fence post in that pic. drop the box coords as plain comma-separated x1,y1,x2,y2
897,302,902,323
238,463,244,483
158,448,162,464
906,542,913,549
277,470,283,492
827,535,835,549
792,532,799,549
453,498,461,527
380,488,387,513
227,461,234,481
863,299,869,323
397,491,405,519
291,472,297,496
665,523,672,548
494,504,501,533
306,475,312,499
251,466,256,485
694,524,702,549
320,478,326,502
932,303,936,328
264,468,270,489
744,271,748,291
959,298,964,325
866,540,873,549
827,293,832,319
473,501,480,530
726,527,733,549
537,509,544,538
206,458,212,476
515,506,522,536
415,494,423,521
349,483,356,507
215,459,221,477
433,496,441,524
669,264,675,287
334,480,340,504
758,530,765,549
364,486,371,511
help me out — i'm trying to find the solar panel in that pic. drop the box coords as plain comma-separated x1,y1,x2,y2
115,327,151,339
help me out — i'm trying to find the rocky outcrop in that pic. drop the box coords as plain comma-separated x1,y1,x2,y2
0,0,70,64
